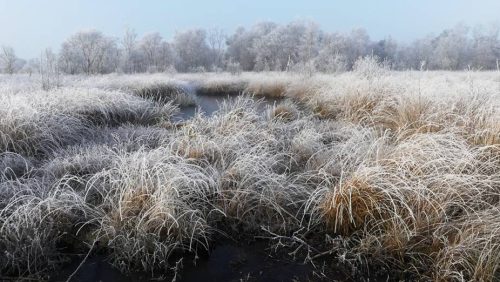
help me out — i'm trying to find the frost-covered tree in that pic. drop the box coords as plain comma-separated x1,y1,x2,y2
157,41,175,72
10,20,500,75
371,37,398,65
59,40,82,74
344,28,371,69
0,46,17,74
430,24,471,70
207,28,226,70
226,27,253,71
59,30,119,74
314,34,348,73
297,22,321,65
173,29,210,72
139,33,162,72
398,35,434,70
226,22,277,71
40,48,61,90
470,24,500,69
121,28,139,73
253,21,320,71
22,58,40,76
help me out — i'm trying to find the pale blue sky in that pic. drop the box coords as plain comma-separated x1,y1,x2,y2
1,0,499,58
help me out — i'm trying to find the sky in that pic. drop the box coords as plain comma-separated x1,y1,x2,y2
1,0,500,58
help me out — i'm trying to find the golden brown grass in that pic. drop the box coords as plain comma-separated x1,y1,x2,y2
321,175,387,235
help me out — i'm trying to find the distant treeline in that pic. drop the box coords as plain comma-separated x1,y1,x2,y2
1,21,500,75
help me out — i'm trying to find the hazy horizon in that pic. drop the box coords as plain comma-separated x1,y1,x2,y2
1,0,500,58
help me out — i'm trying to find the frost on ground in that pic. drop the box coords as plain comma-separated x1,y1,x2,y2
0,68,499,281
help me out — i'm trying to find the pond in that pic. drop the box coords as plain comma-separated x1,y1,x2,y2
173,92,281,121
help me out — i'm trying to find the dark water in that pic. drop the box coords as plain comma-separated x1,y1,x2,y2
50,255,134,282
180,241,313,282
50,241,328,282
173,93,280,121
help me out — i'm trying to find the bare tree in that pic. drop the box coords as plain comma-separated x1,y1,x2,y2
158,41,175,71
431,24,470,70
139,33,163,72
39,48,61,90
207,28,226,70
173,29,211,72
60,30,118,74
121,28,138,73
0,46,17,74
253,21,319,71
29,21,500,74
471,24,500,69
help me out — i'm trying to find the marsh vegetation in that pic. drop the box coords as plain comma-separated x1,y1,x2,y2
0,59,499,281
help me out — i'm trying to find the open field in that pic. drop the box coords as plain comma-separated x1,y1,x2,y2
0,69,499,281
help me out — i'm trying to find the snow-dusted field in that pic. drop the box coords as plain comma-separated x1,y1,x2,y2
0,69,499,280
